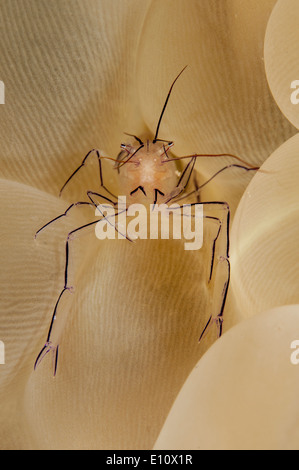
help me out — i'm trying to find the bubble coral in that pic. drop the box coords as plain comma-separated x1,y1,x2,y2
0,0,298,450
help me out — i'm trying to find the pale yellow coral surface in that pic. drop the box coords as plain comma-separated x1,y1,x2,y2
154,305,299,450
265,0,299,130
0,0,298,450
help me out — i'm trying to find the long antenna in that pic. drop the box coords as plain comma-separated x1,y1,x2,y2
153,65,188,143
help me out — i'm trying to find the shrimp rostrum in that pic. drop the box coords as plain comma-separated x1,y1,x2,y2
34,67,259,376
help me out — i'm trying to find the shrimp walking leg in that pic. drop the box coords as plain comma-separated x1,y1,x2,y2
34,201,129,375
34,218,103,376
59,148,117,200
171,201,230,341
199,201,230,340
34,201,94,238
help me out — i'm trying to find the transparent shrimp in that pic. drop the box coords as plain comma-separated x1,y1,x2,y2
34,67,259,376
